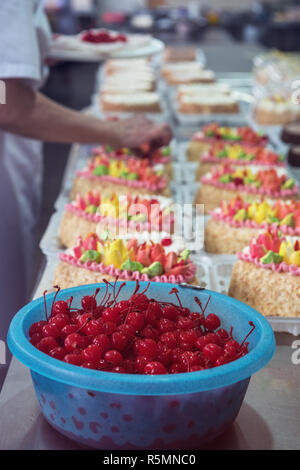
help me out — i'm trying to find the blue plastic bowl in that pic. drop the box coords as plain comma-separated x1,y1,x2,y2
8,282,275,449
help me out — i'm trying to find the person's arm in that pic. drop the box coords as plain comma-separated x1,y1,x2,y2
0,79,172,148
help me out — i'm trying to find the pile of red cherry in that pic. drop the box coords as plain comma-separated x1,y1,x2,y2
29,281,255,375
81,30,127,44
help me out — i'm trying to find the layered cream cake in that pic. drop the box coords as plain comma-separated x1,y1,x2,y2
163,47,197,62
178,93,239,114
166,69,215,85
101,92,161,113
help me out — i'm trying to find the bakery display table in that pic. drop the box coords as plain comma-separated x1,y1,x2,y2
1,46,300,450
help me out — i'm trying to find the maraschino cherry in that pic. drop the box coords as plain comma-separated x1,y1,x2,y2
29,281,255,375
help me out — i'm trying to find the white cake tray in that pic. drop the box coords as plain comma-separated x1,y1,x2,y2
48,37,165,62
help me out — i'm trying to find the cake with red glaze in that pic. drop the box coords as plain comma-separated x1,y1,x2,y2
53,233,197,289
71,154,171,200
229,229,300,317
195,165,299,214
59,192,175,248
205,196,300,254
187,123,268,161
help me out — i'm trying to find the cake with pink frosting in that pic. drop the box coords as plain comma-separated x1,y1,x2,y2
229,229,300,317
205,196,300,254
71,154,171,200
53,233,198,289
195,165,299,214
195,142,284,179
58,191,175,248
90,144,173,179
187,123,268,161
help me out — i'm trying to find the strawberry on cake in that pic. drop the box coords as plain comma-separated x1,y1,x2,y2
187,123,268,161
196,142,285,179
205,196,300,254
71,155,171,200
58,192,175,248
195,165,298,214
53,233,198,289
229,229,300,317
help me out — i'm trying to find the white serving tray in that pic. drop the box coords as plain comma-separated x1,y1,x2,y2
48,37,165,62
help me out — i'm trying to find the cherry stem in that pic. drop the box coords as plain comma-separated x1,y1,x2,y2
76,314,92,334
240,321,256,348
169,287,182,309
132,280,140,297
68,296,74,309
135,281,150,300
92,287,100,313
50,285,60,316
194,295,211,316
100,279,111,307
43,290,48,322
112,276,119,304
114,282,126,305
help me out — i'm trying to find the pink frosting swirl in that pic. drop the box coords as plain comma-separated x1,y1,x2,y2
210,211,300,236
201,176,299,198
65,204,174,232
59,252,196,284
238,251,300,277
76,170,167,192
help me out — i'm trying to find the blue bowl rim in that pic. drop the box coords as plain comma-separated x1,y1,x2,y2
7,282,275,396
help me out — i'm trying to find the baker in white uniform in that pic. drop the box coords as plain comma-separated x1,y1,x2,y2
0,1,172,356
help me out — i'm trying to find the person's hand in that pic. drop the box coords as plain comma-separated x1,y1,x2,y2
109,115,173,150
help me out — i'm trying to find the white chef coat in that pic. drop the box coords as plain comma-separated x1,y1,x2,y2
0,1,51,337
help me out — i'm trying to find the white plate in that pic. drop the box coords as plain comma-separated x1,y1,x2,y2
48,37,165,62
